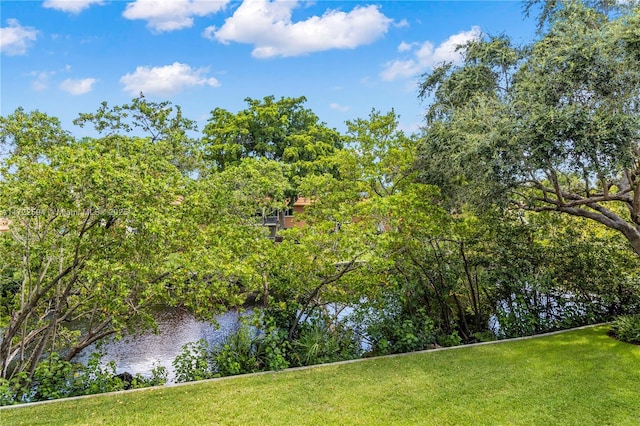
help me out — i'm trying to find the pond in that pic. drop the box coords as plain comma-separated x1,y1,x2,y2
75,308,248,383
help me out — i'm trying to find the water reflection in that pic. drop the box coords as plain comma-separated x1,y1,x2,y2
76,308,246,382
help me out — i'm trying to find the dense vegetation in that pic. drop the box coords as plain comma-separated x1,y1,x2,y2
1,1,640,405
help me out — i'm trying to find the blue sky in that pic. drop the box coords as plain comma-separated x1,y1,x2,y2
1,1,538,136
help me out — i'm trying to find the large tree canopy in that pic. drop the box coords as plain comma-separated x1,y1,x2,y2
0,104,236,382
72,96,201,175
202,96,343,177
418,2,640,255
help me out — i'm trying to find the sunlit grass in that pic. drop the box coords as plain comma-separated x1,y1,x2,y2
1,326,639,425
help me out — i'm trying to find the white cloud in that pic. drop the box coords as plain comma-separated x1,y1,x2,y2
59,78,97,95
330,103,350,112
202,25,216,40
0,19,38,56
27,65,72,91
397,41,413,53
33,76,49,91
123,0,230,32
380,26,481,81
210,0,393,58
29,70,55,91
120,62,220,96
43,0,104,14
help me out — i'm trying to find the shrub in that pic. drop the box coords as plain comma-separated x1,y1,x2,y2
357,305,436,356
212,317,291,375
0,372,31,406
172,340,215,383
609,315,640,344
290,321,360,367
32,353,79,401
73,352,127,395
212,324,261,376
172,316,292,382
0,351,166,405
436,331,462,348
255,316,290,372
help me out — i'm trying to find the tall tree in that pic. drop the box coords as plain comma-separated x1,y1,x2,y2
0,103,230,382
418,2,640,255
73,96,201,175
345,109,418,198
202,96,343,177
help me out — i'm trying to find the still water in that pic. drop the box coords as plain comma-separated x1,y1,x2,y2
75,308,247,383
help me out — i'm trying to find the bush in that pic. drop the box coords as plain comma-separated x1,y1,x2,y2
32,353,79,401
0,372,31,406
172,317,291,382
173,340,216,383
73,352,127,395
0,351,167,406
290,321,361,367
254,316,290,372
609,315,640,344
356,305,437,356
212,324,261,376
436,331,462,348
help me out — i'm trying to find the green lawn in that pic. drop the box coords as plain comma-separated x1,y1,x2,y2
1,326,639,425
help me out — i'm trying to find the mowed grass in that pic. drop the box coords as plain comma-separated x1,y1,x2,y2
1,326,639,426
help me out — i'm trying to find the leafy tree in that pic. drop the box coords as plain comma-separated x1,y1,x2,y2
176,158,291,317
73,95,201,175
366,184,487,343
524,0,630,31
418,2,640,256
480,209,640,337
0,103,234,384
0,108,72,160
345,109,418,198
202,96,343,178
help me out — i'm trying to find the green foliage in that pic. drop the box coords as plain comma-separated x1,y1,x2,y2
212,323,262,376
291,325,329,366
173,340,215,383
418,2,640,258
202,96,342,178
73,95,201,174
436,331,463,348
256,316,291,372
0,372,31,406
485,211,640,337
344,109,418,198
355,302,436,356
7,49,640,406
171,311,362,382
524,0,626,32
365,183,491,342
0,351,166,405
290,320,361,367
0,107,73,159
610,314,640,344
172,318,291,382
416,2,640,342
32,353,79,401
73,353,126,396
0,101,240,382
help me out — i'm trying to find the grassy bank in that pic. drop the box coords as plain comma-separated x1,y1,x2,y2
1,326,639,425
